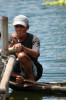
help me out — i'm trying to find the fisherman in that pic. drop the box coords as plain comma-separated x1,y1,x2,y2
8,15,43,87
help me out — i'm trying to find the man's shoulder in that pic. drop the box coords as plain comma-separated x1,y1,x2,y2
27,33,39,39
27,33,33,36
27,33,33,40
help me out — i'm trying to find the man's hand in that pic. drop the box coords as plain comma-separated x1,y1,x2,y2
11,37,17,44
9,36,17,47
13,43,22,51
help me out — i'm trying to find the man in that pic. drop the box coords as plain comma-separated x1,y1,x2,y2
9,15,43,87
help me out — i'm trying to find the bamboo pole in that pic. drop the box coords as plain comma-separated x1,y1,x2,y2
1,16,8,56
8,47,17,54
0,55,16,97
0,16,16,100
0,47,17,54
1,55,15,86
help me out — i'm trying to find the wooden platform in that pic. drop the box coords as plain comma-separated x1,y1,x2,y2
9,80,66,95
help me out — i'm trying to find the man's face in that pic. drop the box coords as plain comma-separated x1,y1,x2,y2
14,25,27,38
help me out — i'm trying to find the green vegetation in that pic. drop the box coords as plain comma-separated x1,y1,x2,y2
42,0,66,6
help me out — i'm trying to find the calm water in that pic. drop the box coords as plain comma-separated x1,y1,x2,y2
0,0,66,100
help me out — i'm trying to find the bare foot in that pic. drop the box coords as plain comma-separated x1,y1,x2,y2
16,76,32,87
16,75,35,87
16,75,24,84
23,76,35,87
23,83,32,87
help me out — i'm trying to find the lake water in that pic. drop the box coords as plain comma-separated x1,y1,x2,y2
0,0,66,100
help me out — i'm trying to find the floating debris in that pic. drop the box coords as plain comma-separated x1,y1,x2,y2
9,24,13,26
42,0,66,6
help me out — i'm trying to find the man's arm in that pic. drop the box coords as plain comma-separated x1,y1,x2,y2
22,45,39,58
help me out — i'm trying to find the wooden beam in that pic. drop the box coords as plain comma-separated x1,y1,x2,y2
1,16,8,56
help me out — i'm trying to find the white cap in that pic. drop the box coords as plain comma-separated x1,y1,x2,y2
13,15,29,27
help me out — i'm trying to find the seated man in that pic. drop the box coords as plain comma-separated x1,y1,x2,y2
8,15,43,87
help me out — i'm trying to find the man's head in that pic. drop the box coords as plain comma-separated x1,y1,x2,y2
13,15,29,27
13,15,29,39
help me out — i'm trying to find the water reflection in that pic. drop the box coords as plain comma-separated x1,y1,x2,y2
9,91,43,100
9,90,66,100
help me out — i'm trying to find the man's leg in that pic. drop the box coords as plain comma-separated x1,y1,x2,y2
17,52,35,81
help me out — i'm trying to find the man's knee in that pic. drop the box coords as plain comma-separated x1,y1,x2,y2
17,52,32,66
18,52,26,61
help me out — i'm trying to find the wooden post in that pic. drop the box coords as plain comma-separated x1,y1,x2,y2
1,16,8,56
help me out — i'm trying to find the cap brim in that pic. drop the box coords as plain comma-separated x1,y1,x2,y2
13,21,26,27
